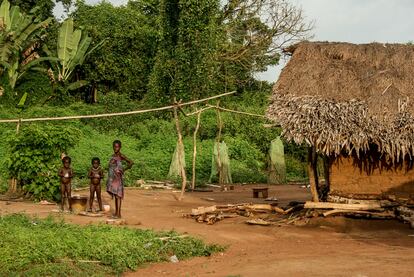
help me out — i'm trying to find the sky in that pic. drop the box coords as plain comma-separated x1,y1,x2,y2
54,0,414,82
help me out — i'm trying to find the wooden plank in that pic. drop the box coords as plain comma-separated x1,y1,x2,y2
323,209,395,218
304,201,383,211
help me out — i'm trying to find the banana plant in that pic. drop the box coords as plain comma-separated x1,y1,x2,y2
0,0,54,93
41,18,104,96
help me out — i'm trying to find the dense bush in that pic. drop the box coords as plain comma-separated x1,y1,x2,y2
6,125,81,200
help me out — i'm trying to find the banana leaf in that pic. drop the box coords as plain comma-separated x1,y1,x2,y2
58,18,74,72
0,0,10,31
66,80,88,91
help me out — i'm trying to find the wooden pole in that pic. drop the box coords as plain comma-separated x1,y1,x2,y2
8,119,21,194
216,102,225,189
322,156,330,201
307,147,319,202
173,99,187,201
191,111,201,190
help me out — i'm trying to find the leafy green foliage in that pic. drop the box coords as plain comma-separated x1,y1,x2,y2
6,125,80,200
72,1,158,100
0,214,224,275
148,0,221,104
40,17,102,102
0,0,53,100
9,0,54,19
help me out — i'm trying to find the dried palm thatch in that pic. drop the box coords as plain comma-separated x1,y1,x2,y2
267,42,414,164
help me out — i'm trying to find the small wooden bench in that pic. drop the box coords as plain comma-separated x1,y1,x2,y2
252,187,269,198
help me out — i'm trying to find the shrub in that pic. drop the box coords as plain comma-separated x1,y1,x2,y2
6,125,81,200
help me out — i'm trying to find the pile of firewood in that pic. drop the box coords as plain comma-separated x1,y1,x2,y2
306,195,414,228
187,197,414,228
187,203,302,225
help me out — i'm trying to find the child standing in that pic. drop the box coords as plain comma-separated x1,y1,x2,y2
88,157,104,212
58,156,73,211
107,140,133,218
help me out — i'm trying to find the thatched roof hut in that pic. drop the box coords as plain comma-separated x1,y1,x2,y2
267,42,414,201
267,41,414,163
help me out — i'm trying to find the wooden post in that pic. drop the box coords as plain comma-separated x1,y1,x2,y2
191,111,201,190
322,156,330,201
215,102,225,189
173,99,187,201
307,147,319,202
8,119,21,194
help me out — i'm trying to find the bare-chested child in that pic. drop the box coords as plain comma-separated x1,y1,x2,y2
88,157,104,212
58,156,73,211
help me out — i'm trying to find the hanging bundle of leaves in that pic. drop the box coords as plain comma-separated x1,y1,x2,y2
268,137,286,184
167,141,186,180
209,141,232,184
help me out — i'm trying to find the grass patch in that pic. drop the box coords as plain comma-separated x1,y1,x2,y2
0,214,224,276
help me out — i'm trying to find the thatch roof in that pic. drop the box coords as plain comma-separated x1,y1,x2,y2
267,41,414,163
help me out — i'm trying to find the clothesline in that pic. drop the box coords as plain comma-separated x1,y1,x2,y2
0,91,238,123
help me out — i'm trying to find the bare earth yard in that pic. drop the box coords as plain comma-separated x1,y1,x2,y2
1,184,413,277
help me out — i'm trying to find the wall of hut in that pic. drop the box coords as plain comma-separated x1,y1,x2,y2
329,156,414,200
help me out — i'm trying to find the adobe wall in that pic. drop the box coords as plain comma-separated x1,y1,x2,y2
329,156,414,199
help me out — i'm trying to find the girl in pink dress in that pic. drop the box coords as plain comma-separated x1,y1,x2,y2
106,140,133,218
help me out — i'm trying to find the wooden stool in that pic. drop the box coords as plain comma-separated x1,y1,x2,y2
252,187,269,198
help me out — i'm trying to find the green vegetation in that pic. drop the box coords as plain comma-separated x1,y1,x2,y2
0,0,311,199
6,125,80,200
0,214,224,276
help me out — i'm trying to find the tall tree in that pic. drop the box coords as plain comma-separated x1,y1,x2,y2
149,0,221,104
218,0,313,90
9,0,73,20
71,0,158,100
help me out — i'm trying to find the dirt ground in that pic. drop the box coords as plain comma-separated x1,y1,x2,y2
1,184,414,277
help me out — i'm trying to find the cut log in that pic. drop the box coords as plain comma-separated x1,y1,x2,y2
246,204,273,211
191,205,216,216
304,201,383,211
273,206,287,214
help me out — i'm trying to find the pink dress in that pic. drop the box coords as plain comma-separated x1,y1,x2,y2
106,155,124,198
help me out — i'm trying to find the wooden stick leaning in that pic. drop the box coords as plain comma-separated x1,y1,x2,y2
173,99,187,202
8,120,21,195
215,101,224,188
191,111,202,190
